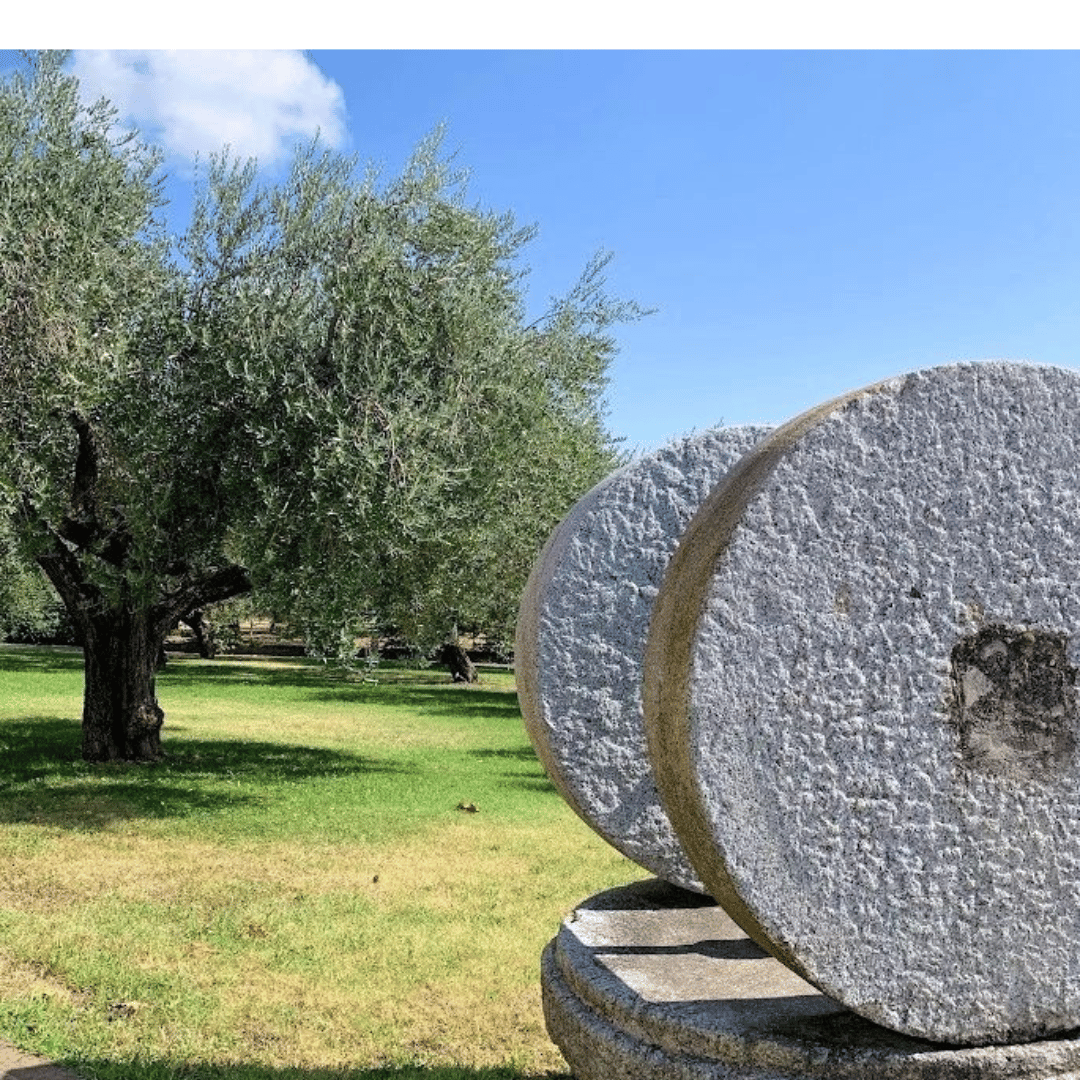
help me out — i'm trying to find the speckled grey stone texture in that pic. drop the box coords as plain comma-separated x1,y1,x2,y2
516,426,770,892
644,361,1080,1045
544,879,1080,1080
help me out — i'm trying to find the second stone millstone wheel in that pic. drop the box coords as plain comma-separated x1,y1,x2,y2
517,426,770,892
644,361,1080,1047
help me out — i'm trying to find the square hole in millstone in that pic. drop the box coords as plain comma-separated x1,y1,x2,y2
950,625,1078,781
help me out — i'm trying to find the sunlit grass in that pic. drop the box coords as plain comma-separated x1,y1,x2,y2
0,647,647,1079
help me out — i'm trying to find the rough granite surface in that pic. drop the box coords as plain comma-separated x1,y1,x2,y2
516,426,770,891
644,361,1080,1045
544,880,1080,1079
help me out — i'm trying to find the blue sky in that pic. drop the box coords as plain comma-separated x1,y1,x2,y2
7,47,1080,453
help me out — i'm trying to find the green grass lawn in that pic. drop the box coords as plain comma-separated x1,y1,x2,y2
0,646,648,1080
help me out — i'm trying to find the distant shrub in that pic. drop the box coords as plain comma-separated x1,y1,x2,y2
0,559,79,645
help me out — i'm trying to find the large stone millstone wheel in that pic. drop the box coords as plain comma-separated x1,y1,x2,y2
644,361,1080,1046
516,427,770,892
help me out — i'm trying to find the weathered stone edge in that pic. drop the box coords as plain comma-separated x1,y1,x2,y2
515,462,706,892
641,379,896,970
542,938,796,1080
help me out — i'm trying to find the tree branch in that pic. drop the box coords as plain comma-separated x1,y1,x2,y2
68,411,99,518
21,493,98,633
58,411,132,567
314,307,342,373
160,563,252,632
36,549,87,622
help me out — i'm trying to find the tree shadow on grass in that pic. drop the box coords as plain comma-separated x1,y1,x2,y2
312,687,523,726
155,658,523,723
0,649,523,724
35,1062,572,1080
298,683,522,725
0,645,84,675
465,749,559,798
0,716,411,832
469,748,539,762
0,649,523,831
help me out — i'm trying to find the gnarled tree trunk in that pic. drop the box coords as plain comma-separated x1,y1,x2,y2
25,412,252,763
82,606,168,762
37,539,250,762
181,608,218,659
440,640,478,683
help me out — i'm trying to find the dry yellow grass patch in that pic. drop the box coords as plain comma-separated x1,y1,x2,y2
0,954,81,1006
0,653,645,1075
0,803,643,1073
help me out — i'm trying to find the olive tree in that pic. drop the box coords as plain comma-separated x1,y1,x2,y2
0,53,643,761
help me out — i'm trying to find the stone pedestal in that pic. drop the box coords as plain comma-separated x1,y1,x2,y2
543,879,1080,1079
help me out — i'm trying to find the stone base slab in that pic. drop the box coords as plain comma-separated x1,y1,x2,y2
542,879,1080,1079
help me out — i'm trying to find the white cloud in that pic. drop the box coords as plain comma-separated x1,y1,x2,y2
70,50,347,167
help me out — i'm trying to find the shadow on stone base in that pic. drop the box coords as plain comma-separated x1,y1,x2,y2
543,879,1080,1079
